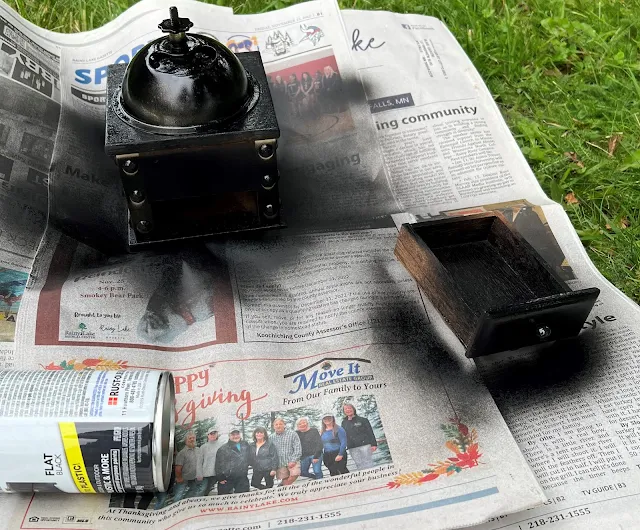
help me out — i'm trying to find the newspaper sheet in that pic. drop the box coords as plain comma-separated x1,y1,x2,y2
0,2,62,381
0,0,549,528
2,1,638,530
342,9,640,530
1,3,543,528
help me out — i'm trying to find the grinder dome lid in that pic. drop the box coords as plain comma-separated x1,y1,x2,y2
119,7,258,130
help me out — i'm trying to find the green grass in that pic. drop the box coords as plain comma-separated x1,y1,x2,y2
9,0,640,300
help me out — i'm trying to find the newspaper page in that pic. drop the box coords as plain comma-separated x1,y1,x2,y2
3,0,548,528
472,204,640,530
0,3,64,523
341,9,552,216
342,9,640,529
0,2,62,377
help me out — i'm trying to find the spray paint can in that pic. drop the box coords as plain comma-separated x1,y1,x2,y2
0,369,174,494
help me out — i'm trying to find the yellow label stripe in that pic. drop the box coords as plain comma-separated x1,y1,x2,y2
59,422,96,494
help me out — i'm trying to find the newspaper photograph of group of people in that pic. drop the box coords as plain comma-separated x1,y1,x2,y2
0,0,638,529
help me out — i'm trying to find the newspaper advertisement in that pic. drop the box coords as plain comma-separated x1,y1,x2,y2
11,271,545,529
342,9,640,530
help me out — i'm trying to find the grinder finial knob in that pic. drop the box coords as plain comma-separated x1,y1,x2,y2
158,6,193,35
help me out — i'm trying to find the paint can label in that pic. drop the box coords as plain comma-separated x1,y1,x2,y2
0,370,163,493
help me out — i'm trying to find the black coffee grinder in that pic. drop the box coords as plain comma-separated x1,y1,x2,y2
105,7,282,250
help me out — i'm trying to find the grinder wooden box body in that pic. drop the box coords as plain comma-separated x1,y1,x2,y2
394,212,599,357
